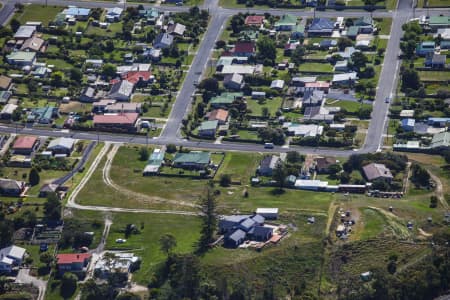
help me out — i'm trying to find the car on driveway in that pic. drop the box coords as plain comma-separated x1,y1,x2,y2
385,97,391,103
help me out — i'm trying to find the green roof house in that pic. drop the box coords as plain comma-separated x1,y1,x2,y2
210,92,243,108
429,16,450,30
172,151,211,170
275,14,297,31
291,24,305,39
430,131,450,149
6,51,36,66
197,120,218,138
347,26,360,39
416,41,435,56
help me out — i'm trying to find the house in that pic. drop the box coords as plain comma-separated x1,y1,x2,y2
335,46,358,59
315,157,337,174
319,39,337,49
85,59,103,68
197,120,218,137
219,215,251,234
14,26,36,40
430,131,450,149
139,8,160,24
0,179,25,197
225,229,246,248
0,104,18,119
153,33,174,49
108,80,135,101
6,51,36,66
245,15,265,27
291,76,317,87
172,151,211,170
121,71,153,86
47,137,75,155
285,123,324,137
105,7,123,22
270,79,285,90
232,42,255,57
362,163,393,182
219,65,255,75
428,16,450,30
39,183,59,198
29,106,58,124
428,117,450,127
434,28,450,40
12,136,39,155
105,102,142,114
401,118,415,132
275,14,297,31
143,148,165,175
257,155,282,176
93,113,139,132
0,91,12,104
62,6,91,21
255,208,278,219
334,60,349,72
303,90,324,107
0,245,26,273
167,23,186,36
291,24,306,39
56,253,91,274
223,73,244,90
440,40,450,50
93,99,115,113
21,37,45,52
304,81,330,92
210,93,242,108
251,91,266,99
80,87,96,103
0,76,12,91
94,253,139,279
332,72,358,86
416,41,435,56
308,18,335,36
425,53,446,68
252,226,273,242
206,109,229,125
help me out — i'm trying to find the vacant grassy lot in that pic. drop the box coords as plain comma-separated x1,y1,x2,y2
325,99,372,113
15,4,61,26
426,0,450,6
298,62,334,73
106,212,201,284
419,71,450,82
375,18,393,36
246,97,283,117
214,152,262,183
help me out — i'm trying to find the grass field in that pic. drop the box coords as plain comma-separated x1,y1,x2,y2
15,4,62,26
246,97,282,117
425,0,450,6
325,99,372,113
298,62,334,73
419,71,450,82
214,152,262,183
375,18,393,36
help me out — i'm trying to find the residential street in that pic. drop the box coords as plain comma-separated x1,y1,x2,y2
0,0,446,156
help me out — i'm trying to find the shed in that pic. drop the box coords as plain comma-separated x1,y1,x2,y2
255,208,279,219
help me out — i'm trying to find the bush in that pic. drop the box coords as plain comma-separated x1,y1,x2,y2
219,174,232,187
166,144,177,153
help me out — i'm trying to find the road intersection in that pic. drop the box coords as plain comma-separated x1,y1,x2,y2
0,0,447,157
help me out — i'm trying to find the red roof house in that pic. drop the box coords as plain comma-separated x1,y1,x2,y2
12,136,38,155
56,253,91,274
93,113,139,132
232,42,256,57
245,15,265,26
207,109,229,125
121,71,153,85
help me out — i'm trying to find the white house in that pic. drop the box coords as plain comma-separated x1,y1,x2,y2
108,80,135,101
0,245,26,273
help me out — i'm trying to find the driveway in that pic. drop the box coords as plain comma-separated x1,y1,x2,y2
16,268,47,300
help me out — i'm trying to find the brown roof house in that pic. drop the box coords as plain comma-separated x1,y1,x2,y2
0,75,12,91
12,136,39,155
206,109,229,125
0,179,26,197
20,37,46,52
362,163,393,182
315,157,337,174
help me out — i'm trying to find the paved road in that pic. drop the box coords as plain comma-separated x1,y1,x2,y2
52,141,96,185
0,0,447,157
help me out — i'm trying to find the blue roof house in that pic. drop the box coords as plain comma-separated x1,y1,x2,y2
401,118,415,132
225,229,246,248
308,18,335,36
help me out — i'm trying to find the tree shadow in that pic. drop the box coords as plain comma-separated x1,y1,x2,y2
270,188,285,196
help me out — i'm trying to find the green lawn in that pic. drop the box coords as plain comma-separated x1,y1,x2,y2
105,212,201,284
214,152,262,184
419,71,450,82
375,18,393,35
246,97,282,117
298,62,334,73
359,208,386,239
426,0,450,6
15,4,62,26
325,100,372,113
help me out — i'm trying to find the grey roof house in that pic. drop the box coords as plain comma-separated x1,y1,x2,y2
108,80,135,101
153,33,174,49
362,163,393,182
308,18,335,36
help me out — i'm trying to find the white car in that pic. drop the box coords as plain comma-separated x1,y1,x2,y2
115,238,127,243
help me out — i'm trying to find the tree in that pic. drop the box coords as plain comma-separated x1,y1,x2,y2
400,40,417,59
60,272,78,298
70,68,82,82
199,78,219,93
102,63,117,78
168,254,201,299
116,292,141,300
272,161,287,191
198,187,217,252
337,37,353,51
159,233,177,257
139,147,149,161
29,168,40,186
351,52,368,71
257,127,285,145
329,164,342,177
51,71,64,87
44,192,61,223
401,68,421,92
166,144,177,153
291,46,306,65
257,36,276,63
39,252,53,266
219,174,231,187
10,19,20,32
411,163,430,187
286,151,303,164
430,196,438,208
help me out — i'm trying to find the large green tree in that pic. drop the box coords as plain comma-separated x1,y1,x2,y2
257,36,276,63
198,186,217,252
